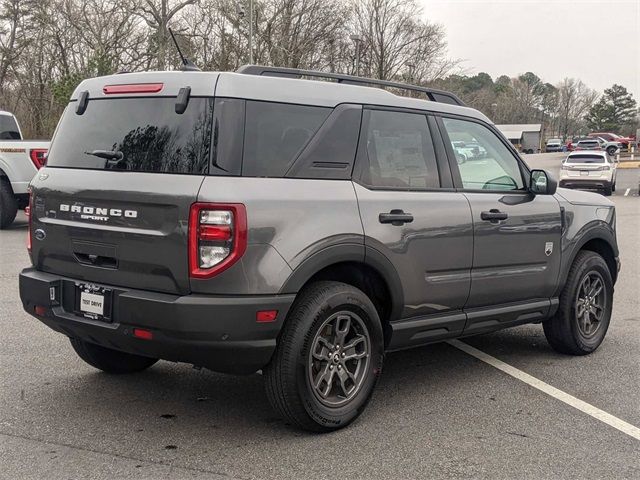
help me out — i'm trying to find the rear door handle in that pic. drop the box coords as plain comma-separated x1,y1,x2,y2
480,209,508,222
379,209,414,225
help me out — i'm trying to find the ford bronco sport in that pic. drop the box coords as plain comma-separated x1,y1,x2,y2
19,66,620,432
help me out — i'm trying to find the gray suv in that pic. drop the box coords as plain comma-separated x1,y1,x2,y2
19,66,620,432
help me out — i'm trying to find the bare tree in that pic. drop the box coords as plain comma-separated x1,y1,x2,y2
557,78,598,139
137,0,199,69
0,0,32,96
352,0,450,81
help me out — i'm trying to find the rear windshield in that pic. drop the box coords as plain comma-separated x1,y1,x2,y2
0,114,20,139
47,97,214,174
567,154,605,163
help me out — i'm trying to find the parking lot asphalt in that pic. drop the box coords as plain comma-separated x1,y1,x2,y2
1,154,639,479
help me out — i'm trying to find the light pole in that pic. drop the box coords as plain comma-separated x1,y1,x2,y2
406,63,415,82
350,34,363,76
249,0,253,64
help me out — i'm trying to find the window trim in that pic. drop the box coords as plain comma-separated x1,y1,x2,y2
352,106,446,192
434,113,532,194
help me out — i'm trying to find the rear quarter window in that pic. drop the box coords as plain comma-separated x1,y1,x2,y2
242,101,330,177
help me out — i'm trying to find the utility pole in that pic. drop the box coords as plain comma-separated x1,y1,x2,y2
350,35,363,76
237,1,254,64
249,0,253,64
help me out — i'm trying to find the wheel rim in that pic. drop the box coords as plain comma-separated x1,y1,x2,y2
575,271,606,338
308,311,371,408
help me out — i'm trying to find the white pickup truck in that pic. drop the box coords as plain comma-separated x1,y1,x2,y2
0,111,49,228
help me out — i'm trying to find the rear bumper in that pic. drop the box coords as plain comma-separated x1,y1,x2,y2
19,268,295,374
559,178,612,190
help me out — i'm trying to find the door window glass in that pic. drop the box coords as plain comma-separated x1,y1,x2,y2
363,110,439,189
442,118,525,190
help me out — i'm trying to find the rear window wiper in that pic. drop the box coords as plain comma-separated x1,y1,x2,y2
84,150,129,170
84,150,124,161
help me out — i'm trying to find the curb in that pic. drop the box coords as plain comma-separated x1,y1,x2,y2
617,161,640,169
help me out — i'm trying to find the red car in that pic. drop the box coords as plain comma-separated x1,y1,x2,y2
589,132,634,149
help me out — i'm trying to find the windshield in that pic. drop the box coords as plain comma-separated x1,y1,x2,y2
567,154,605,163
0,114,21,140
47,97,214,174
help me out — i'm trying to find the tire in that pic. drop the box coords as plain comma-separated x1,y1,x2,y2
0,178,18,229
603,184,612,196
543,251,613,355
70,337,158,374
607,146,617,156
265,281,384,432
612,181,616,193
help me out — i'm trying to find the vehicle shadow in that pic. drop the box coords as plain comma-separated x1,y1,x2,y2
24,332,552,440
6,212,27,229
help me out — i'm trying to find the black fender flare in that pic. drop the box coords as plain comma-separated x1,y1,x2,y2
279,243,404,322
555,225,619,295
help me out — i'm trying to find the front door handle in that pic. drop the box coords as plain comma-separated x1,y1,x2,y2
379,209,414,226
480,209,508,222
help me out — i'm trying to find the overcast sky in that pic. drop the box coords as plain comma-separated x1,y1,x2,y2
420,0,639,98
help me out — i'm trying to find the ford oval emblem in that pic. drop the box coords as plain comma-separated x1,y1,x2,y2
34,229,46,241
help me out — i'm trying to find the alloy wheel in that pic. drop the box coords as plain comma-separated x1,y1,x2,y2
308,311,371,407
575,271,606,338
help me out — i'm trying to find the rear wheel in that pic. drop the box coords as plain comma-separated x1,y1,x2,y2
265,281,384,432
543,251,613,355
603,184,613,196
70,338,158,374
606,146,617,156
0,178,18,229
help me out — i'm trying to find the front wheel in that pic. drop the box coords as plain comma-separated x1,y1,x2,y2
607,146,617,156
543,251,613,355
265,281,384,432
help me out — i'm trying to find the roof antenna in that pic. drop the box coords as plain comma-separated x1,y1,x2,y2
168,28,200,72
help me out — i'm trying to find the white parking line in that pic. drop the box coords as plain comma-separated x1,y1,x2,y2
447,339,640,441
624,188,630,196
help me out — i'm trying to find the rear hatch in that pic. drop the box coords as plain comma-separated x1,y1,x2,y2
29,72,217,295
564,154,608,178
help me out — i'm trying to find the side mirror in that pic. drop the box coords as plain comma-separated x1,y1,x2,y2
530,169,557,195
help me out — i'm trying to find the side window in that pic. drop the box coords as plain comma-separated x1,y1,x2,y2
442,117,525,191
362,110,439,189
243,101,330,177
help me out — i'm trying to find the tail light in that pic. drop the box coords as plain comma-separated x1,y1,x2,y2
189,203,247,279
26,187,33,253
602,166,610,171
29,149,48,169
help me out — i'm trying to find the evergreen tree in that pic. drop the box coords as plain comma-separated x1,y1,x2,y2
586,84,636,133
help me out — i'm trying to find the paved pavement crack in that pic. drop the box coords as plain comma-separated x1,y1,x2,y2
0,430,248,480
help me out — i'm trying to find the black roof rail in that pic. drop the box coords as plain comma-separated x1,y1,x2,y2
236,65,465,107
